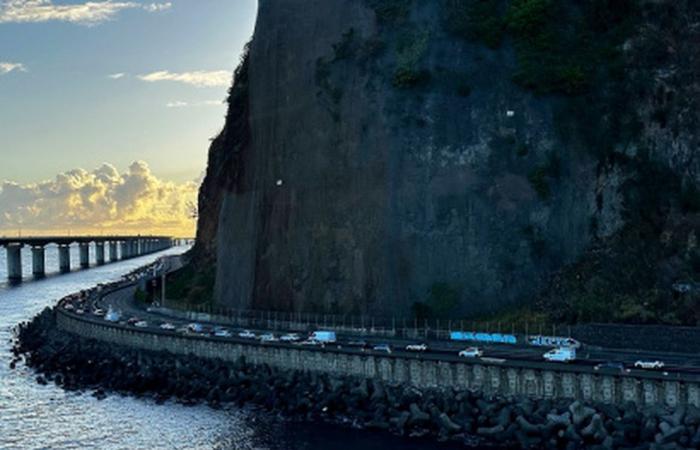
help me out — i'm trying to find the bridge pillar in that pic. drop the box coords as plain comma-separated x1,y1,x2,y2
79,243,90,268
58,244,71,273
121,241,130,259
109,241,118,261
31,246,45,277
6,243,22,282
131,240,138,257
95,242,105,265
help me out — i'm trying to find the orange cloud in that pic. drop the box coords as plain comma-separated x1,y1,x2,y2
0,161,198,237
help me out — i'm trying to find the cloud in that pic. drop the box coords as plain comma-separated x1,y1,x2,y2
165,100,188,108
166,100,222,108
0,161,198,236
0,61,26,75
108,72,125,79
138,70,231,88
142,2,170,12
0,0,171,25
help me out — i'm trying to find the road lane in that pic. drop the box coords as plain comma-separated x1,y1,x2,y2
60,258,700,383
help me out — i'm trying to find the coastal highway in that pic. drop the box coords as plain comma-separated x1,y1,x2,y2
68,277,700,383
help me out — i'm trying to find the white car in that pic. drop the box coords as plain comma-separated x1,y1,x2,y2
159,322,176,330
406,343,428,352
92,308,105,317
373,344,392,354
280,333,300,342
63,303,74,311
187,323,204,333
260,333,277,342
105,309,121,322
459,347,483,358
634,360,665,370
543,347,576,363
134,320,148,328
214,329,232,338
238,330,256,339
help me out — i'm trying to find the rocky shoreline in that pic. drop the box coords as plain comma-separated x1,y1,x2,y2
12,308,700,450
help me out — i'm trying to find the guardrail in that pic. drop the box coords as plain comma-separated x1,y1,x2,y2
146,303,584,349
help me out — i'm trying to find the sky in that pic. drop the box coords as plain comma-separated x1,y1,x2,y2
0,0,258,237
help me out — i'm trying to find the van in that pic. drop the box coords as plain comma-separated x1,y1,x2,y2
309,331,337,343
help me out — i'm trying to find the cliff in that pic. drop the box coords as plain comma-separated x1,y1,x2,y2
194,0,700,323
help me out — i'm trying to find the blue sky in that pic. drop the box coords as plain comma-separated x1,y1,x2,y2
0,0,257,184
0,0,257,236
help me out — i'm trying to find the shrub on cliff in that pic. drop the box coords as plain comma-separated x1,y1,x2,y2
444,0,507,49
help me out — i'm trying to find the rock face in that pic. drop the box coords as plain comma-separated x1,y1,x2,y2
197,0,700,318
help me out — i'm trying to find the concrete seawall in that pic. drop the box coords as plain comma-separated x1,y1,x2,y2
56,310,700,408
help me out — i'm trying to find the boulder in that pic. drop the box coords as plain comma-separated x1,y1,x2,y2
437,412,462,434
476,424,504,437
547,411,572,427
581,414,608,442
570,401,597,426
408,403,430,425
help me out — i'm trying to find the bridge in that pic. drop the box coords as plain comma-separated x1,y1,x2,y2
0,236,174,281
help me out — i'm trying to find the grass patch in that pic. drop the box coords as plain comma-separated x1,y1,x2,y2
366,0,414,24
444,0,507,48
393,28,431,89
444,0,638,96
411,282,460,319
332,28,357,61
504,0,637,95
516,143,529,157
527,151,560,200
165,263,215,306
456,79,472,97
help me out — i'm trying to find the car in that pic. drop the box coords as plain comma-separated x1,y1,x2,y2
594,361,625,372
63,303,74,311
92,308,105,317
280,333,300,342
543,347,576,363
562,338,582,349
75,309,85,315
406,343,428,352
459,347,483,358
260,333,278,342
134,320,148,328
634,360,665,370
187,323,204,333
373,344,392,354
214,329,232,338
299,339,322,346
127,317,140,326
238,330,256,339
159,322,176,330
105,309,121,322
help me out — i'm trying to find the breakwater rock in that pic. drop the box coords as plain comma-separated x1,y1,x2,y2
13,309,700,449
